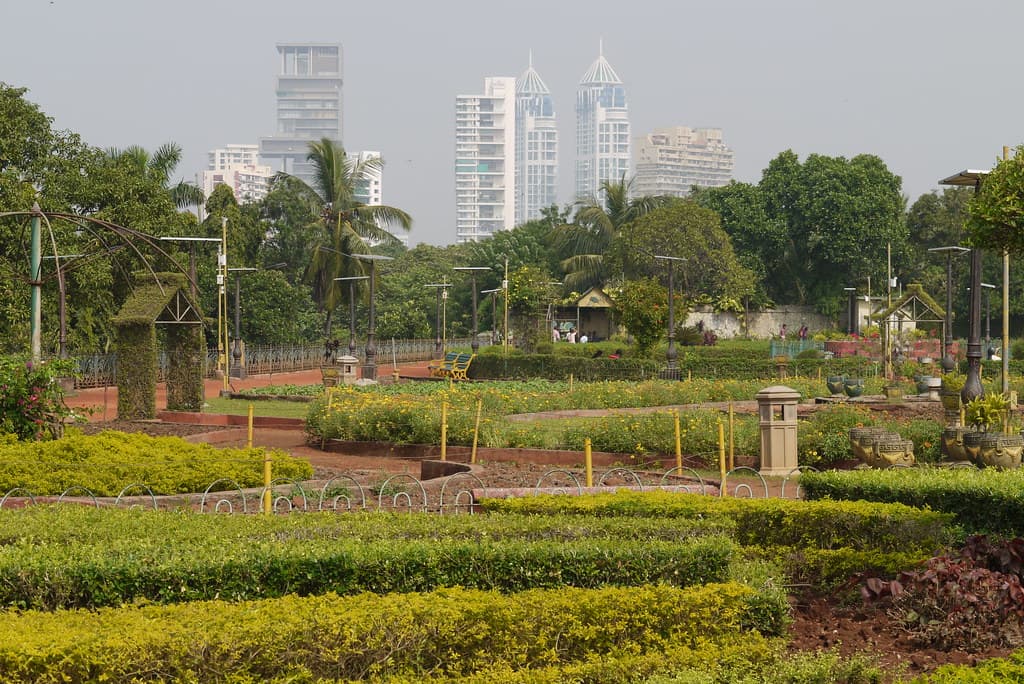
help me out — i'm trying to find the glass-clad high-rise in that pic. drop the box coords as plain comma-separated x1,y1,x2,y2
575,44,630,200
515,55,558,225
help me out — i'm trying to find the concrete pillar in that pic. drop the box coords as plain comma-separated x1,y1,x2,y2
338,355,358,385
756,385,800,477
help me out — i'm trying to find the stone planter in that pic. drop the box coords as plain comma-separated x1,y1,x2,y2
941,426,970,461
869,433,915,468
849,426,889,462
844,378,864,398
915,376,932,395
977,433,1024,469
826,375,846,396
940,390,961,412
962,430,984,464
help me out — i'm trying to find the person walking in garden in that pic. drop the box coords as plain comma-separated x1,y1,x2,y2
779,324,788,339
552,326,560,343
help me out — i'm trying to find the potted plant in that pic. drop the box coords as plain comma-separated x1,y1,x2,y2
964,393,1022,469
940,372,966,412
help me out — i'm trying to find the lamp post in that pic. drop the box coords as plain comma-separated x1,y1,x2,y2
940,170,989,403
927,246,970,373
227,267,257,378
454,266,490,354
981,282,996,349
333,275,369,356
843,287,857,335
481,288,501,344
351,254,393,380
425,282,451,356
654,255,687,370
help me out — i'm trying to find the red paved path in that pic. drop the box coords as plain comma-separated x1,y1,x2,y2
66,360,436,419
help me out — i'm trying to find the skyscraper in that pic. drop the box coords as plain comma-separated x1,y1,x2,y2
576,43,630,201
455,77,516,243
633,127,735,197
258,43,343,187
514,55,558,225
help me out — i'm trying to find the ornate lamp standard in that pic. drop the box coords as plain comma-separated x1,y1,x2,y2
226,267,257,378
424,282,451,356
940,170,989,403
654,255,686,370
481,288,501,344
927,246,970,373
843,287,858,335
351,254,393,380
453,266,491,354
333,275,369,356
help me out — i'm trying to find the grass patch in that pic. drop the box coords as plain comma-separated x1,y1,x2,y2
201,397,310,418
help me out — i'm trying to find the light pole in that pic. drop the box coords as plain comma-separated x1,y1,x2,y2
454,266,490,354
940,170,989,403
654,255,687,370
481,288,501,344
333,275,369,357
425,282,451,356
227,267,257,378
843,287,857,335
927,246,970,373
351,254,393,380
981,282,996,350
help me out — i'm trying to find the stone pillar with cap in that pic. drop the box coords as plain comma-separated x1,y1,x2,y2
756,385,801,477
338,355,358,385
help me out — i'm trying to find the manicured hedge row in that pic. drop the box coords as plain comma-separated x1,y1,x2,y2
0,430,312,495
0,583,785,682
0,510,735,609
479,491,954,554
470,353,661,381
800,467,1024,537
916,649,1024,682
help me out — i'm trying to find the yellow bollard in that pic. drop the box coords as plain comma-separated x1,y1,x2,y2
585,438,593,487
440,401,448,462
817,367,822,383
688,369,692,382
718,420,726,488
569,373,574,392
960,406,966,427
471,399,482,464
247,403,254,449
673,410,682,473
728,402,735,471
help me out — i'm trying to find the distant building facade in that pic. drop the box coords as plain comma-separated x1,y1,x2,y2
200,144,273,204
258,43,343,187
352,150,407,247
632,126,734,196
575,45,630,201
455,76,516,243
514,56,558,225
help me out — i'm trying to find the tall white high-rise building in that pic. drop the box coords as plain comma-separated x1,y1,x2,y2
199,144,273,204
514,55,558,225
576,43,630,201
455,76,516,243
258,43,343,187
633,127,734,196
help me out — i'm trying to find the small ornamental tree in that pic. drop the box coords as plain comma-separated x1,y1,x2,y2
608,278,669,355
0,355,76,440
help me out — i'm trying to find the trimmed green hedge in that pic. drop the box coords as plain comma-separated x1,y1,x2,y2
0,430,312,495
480,490,954,554
915,649,1024,682
470,353,660,381
0,508,735,609
800,467,1024,537
0,583,784,682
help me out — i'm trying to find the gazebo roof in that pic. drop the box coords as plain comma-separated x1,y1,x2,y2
870,283,945,323
112,272,202,327
574,286,613,308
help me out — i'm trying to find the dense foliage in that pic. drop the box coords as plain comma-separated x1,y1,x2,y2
0,355,75,440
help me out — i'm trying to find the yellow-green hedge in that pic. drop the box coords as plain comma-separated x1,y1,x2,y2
0,583,778,682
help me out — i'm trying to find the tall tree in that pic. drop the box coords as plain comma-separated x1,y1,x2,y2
552,175,668,291
966,145,1024,254
277,139,412,335
104,142,204,211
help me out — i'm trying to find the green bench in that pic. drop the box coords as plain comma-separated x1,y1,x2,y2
428,353,474,381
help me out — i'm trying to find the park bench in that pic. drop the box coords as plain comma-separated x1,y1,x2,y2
429,352,475,381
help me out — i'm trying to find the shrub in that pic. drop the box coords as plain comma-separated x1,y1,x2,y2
0,356,77,440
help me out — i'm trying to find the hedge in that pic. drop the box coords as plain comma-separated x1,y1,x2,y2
0,583,785,681
479,490,954,554
800,467,1024,537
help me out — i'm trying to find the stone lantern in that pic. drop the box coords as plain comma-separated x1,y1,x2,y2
756,385,800,477
338,355,358,385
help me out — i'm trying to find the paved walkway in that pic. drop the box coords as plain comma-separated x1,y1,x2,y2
66,360,437,419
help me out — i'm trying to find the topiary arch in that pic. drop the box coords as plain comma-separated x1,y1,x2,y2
112,272,205,419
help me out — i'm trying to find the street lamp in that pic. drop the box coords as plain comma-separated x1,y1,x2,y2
227,267,257,378
927,246,970,372
454,266,491,354
843,287,857,336
481,288,501,344
654,255,687,370
350,254,393,380
940,170,988,403
424,282,451,355
333,275,369,357
981,282,996,350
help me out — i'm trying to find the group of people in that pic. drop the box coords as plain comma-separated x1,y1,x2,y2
552,326,588,344
778,324,810,340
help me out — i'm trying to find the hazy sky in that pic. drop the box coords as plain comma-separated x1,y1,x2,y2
4,1,1021,246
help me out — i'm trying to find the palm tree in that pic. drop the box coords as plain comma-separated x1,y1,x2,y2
280,138,412,335
552,175,668,291
105,142,205,211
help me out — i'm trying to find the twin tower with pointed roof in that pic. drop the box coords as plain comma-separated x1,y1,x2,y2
455,47,629,243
